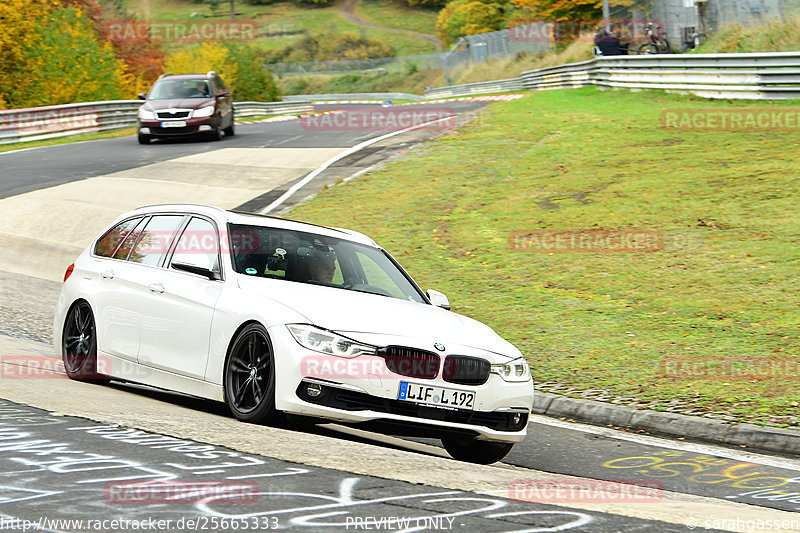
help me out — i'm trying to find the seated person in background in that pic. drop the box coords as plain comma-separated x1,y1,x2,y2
594,26,626,56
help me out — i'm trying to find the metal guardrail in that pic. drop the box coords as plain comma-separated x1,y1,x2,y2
283,93,423,102
424,78,524,99
0,101,140,145
0,100,312,145
233,101,312,117
425,52,800,100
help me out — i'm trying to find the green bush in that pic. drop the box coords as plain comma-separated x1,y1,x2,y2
228,44,281,101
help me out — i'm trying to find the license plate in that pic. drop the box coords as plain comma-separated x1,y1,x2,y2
398,382,474,410
161,121,187,127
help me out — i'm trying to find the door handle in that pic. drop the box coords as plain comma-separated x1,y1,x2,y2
101,270,115,279
149,282,165,294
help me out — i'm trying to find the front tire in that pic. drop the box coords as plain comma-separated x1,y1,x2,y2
62,301,109,383
138,134,151,144
209,121,222,141
442,435,513,464
224,116,235,137
224,323,282,424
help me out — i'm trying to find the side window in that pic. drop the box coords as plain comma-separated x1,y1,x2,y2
94,217,143,258
354,251,404,298
171,217,220,273
112,217,148,260
128,215,185,266
215,75,226,91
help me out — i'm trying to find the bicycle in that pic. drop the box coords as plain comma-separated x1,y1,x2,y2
637,22,671,54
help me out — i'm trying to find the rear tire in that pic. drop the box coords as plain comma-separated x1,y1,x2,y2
442,435,513,464
224,323,283,424
62,301,109,383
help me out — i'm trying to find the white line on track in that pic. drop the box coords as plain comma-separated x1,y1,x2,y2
258,113,458,215
274,134,303,146
530,414,800,472
0,136,119,156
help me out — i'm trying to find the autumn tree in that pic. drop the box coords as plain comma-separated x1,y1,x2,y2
2,4,127,108
510,0,605,23
0,0,51,106
436,0,511,47
166,43,280,102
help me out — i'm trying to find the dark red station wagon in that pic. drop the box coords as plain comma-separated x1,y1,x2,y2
137,71,234,144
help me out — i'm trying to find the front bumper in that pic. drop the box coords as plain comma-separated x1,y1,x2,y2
268,325,534,443
138,116,218,137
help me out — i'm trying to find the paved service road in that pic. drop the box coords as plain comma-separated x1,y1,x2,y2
0,399,697,533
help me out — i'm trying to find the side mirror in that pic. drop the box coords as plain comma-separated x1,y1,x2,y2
217,89,230,98
137,93,147,100
172,261,220,281
426,289,450,310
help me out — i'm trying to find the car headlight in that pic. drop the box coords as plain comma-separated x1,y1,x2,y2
491,357,531,382
138,108,156,120
192,106,215,118
287,324,375,358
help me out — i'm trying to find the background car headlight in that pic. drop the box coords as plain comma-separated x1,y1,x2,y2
491,357,531,382
138,108,156,120
192,106,215,118
287,324,375,358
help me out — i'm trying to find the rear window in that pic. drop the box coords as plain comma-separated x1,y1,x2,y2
94,217,143,258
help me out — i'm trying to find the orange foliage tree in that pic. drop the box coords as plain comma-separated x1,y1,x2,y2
3,5,127,108
511,0,603,21
436,0,512,47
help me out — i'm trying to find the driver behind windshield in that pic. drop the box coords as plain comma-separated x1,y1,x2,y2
308,251,336,283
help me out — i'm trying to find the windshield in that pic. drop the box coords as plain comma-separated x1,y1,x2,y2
149,79,211,100
228,224,426,303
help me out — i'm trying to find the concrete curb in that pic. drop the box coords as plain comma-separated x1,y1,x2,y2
533,391,800,456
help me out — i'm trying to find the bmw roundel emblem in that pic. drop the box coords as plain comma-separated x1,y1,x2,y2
434,342,446,352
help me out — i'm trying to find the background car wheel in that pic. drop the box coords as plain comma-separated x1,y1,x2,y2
225,323,283,424
137,134,150,144
62,301,109,383
441,435,513,464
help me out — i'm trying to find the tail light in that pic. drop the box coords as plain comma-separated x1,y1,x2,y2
64,263,74,282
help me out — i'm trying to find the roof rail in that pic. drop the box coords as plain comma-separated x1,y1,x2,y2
158,72,173,79
207,71,217,77
134,203,226,213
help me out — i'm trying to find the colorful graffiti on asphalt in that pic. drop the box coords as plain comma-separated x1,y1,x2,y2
602,450,800,509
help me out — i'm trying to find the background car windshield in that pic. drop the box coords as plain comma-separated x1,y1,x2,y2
229,224,425,303
149,79,211,99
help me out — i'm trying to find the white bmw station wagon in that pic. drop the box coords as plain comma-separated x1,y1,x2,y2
54,204,534,463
